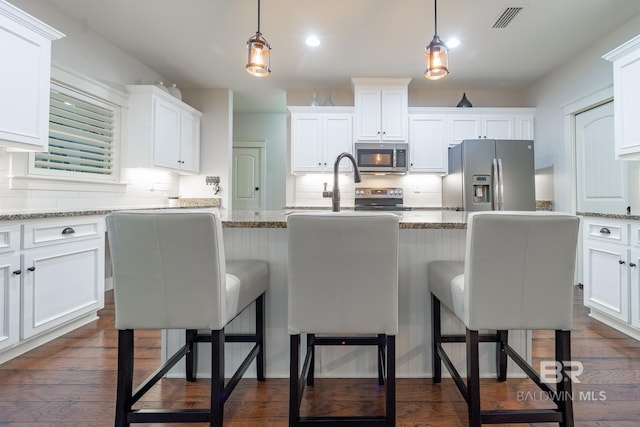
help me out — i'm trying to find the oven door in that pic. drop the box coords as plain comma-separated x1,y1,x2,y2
355,143,396,172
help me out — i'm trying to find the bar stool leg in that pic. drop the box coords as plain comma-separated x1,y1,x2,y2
306,334,315,386
496,329,508,381
115,329,134,427
256,294,266,381
556,330,575,427
378,333,386,386
211,329,224,427
386,335,396,427
466,328,481,427
431,295,442,383
185,329,198,382
289,334,301,427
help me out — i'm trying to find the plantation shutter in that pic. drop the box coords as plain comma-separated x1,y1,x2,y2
35,89,115,176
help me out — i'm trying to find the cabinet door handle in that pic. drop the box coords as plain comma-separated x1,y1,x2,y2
62,227,75,235
599,227,611,235
619,260,626,265
630,263,637,268
12,269,21,275
27,266,36,272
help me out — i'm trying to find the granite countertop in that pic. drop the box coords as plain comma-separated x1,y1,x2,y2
220,209,468,229
0,198,221,221
577,211,640,221
0,204,468,229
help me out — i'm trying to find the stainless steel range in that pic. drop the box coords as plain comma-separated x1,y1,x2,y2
354,187,412,211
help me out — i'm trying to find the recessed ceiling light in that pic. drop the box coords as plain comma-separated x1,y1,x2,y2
305,35,320,47
446,38,460,49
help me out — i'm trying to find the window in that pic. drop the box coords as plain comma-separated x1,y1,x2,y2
28,81,119,182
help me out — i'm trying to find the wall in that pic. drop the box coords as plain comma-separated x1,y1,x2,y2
232,113,287,210
526,14,640,214
0,0,183,211
285,88,531,208
178,89,233,208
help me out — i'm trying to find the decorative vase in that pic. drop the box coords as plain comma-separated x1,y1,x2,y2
154,81,170,93
167,83,182,100
310,92,320,106
323,90,334,106
456,92,473,108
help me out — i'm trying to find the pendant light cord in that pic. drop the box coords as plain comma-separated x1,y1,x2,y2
257,0,261,33
434,0,438,36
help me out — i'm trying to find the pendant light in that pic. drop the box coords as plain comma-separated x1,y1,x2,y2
246,0,271,77
424,0,449,80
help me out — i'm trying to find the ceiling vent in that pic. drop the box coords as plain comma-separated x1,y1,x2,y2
491,6,526,29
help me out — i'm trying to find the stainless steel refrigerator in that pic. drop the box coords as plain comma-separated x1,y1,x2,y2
442,139,536,211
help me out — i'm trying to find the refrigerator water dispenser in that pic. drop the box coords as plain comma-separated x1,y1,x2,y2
472,175,490,204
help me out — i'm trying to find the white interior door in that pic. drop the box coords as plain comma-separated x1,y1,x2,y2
232,144,265,210
576,101,637,214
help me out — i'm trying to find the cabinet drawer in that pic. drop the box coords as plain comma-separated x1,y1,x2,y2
22,218,103,249
586,221,628,244
0,225,20,254
630,224,640,247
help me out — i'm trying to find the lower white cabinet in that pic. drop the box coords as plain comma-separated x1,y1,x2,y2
0,254,20,352
582,217,640,339
0,216,104,363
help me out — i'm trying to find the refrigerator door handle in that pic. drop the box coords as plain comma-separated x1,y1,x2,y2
492,158,499,210
497,158,505,210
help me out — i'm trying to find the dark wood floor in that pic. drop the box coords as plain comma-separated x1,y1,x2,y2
1,287,639,426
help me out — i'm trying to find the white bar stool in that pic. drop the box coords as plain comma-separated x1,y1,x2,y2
428,211,580,426
106,210,269,427
287,212,399,426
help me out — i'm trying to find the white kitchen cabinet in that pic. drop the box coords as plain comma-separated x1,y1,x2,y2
449,110,535,145
630,224,640,328
408,107,535,173
0,1,64,151
408,114,448,172
125,85,202,174
352,78,410,143
289,107,353,173
603,35,640,160
0,217,104,363
0,224,20,352
582,217,640,340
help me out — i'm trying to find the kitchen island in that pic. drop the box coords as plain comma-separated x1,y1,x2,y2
165,209,530,379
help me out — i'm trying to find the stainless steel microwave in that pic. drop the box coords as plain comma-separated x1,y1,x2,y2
354,143,409,173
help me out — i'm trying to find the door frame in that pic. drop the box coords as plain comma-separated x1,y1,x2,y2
563,86,614,215
232,140,267,211
563,86,613,286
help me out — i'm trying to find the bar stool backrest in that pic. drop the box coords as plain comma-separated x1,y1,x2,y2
463,211,580,331
287,212,399,335
106,211,227,330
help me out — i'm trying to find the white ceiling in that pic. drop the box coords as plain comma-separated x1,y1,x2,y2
44,0,640,97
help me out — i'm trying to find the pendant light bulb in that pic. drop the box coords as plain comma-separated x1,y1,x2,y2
246,0,271,77
424,0,449,80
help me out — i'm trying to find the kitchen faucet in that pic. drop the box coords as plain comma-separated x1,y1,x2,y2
322,152,362,212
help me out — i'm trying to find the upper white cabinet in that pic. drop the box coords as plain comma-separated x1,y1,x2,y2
125,85,202,174
352,78,410,143
408,107,535,173
603,35,640,160
408,114,448,173
0,1,64,151
449,109,535,145
289,106,353,173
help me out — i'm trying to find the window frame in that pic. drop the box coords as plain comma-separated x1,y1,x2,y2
28,81,119,182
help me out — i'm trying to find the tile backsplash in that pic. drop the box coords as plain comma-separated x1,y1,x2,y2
290,173,443,208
